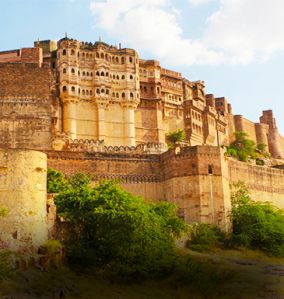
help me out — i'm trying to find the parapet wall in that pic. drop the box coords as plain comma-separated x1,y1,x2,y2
0,63,53,149
228,159,284,209
0,149,48,251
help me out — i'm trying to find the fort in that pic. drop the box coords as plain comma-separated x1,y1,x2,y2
0,37,283,250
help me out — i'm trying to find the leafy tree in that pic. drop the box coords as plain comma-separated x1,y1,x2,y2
231,182,284,256
226,132,269,162
0,205,8,217
54,178,188,277
166,130,185,149
47,168,66,193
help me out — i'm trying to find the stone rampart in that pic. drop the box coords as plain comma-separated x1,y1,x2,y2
0,149,48,252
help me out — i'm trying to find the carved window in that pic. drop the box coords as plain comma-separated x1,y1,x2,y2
130,92,134,98
116,75,119,80
101,72,105,76
96,89,100,94
96,53,100,58
208,165,213,175
86,90,89,95
101,53,104,59
87,72,89,76
63,68,66,74
82,90,85,95
71,86,75,92
62,49,67,55
129,57,133,63
122,92,125,98
106,72,109,77
116,93,119,98
101,89,105,93
63,86,67,92
106,90,109,95
71,68,75,74
116,57,119,63
121,57,125,64
122,75,125,80
96,71,100,76
130,75,133,80
71,49,75,55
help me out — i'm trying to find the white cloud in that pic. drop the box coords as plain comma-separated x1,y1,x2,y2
188,0,214,6
90,0,284,66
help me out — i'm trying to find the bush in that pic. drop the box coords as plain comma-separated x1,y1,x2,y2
187,223,225,252
231,183,284,256
54,179,188,278
166,130,185,149
47,168,66,194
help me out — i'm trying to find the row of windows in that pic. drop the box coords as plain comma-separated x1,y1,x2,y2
192,111,202,122
61,49,135,64
62,86,137,99
192,123,202,134
168,94,182,102
62,68,134,80
140,85,161,94
161,79,182,89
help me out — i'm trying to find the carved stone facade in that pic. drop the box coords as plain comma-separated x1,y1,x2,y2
0,37,284,158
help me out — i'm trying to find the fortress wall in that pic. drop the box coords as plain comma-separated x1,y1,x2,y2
228,159,284,209
135,105,160,144
160,146,231,230
47,150,161,181
0,63,53,149
76,102,98,139
0,63,51,97
234,115,257,143
0,149,48,251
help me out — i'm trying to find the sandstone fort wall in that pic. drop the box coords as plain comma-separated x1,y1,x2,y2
0,150,48,251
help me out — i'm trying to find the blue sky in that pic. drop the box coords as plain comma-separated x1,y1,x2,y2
1,0,283,134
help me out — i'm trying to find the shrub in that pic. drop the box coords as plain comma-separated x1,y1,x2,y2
187,223,225,252
166,130,185,149
54,179,188,278
47,168,66,194
231,182,284,256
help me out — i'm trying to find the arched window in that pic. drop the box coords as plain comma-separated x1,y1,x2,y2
71,86,75,92
86,53,89,58
106,90,109,95
129,57,133,63
78,88,80,94
78,71,80,76
144,86,147,92
106,72,109,77
96,71,100,76
83,71,86,76
101,89,105,93
101,53,104,59
87,72,89,76
63,68,66,74
89,54,92,58
130,92,134,98
86,90,89,95
96,53,100,58
71,68,75,74
121,57,125,64
105,54,108,60
122,92,125,98
62,86,67,92
112,56,115,62
116,93,119,98
121,75,125,80
90,72,93,77
90,90,92,95
82,90,85,95
101,72,105,76
112,92,115,97
116,75,119,80
71,49,75,55
62,49,67,55
157,87,160,93
96,89,100,94
130,75,133,80
116,57,119,63
82,53,85,57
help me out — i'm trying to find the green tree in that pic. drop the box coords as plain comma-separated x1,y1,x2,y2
231,182,284,256
166,130,185,149
54,178,188,277
226,132,262,162
47,168,67,194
